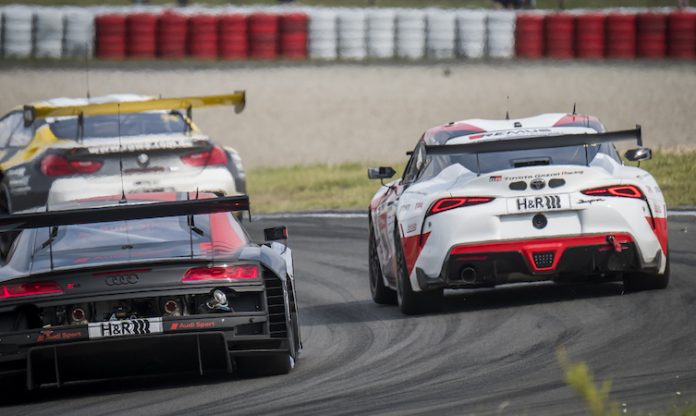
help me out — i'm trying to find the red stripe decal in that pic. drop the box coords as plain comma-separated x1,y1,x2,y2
401,232,430,275
646,216,668,254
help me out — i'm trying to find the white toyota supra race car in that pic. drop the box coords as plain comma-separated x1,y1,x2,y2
368,113,668,315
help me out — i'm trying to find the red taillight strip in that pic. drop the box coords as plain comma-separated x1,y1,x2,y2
0,281,63,299
180,146,228,167
427,197,495,216
182,264,259,283
582,185,644,199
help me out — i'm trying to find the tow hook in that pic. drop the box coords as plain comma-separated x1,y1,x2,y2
606,235,623,253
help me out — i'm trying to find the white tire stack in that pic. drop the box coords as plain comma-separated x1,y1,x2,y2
34,8,64,59
63,8,94,58
456,10,487,58
395,9,425,60
337,9,366,60
426,9,456,59
366,9,395,59
308,9,337,60
486,10,516,58
3,6,34,58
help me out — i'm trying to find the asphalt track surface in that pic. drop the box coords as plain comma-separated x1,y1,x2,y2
3,214,696,415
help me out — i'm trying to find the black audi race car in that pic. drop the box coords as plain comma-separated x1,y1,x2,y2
0,192,301,395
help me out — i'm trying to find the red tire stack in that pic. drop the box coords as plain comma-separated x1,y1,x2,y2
219,14,248,60
189,14,219,59
95,14,127,59
126,13,157,58
668,11,696,59
545,13,574,58
637,12,667,58
248,13,279,59
279,13,308,59
575,13,605,59
606,13,637,58
158,12,188,58
515,13,545,58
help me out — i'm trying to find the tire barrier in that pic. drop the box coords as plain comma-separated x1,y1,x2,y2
668,11,696,58
219,14,247,60
575,13,604,59
515,13,544,58
366,9,395,59
4,6,696,61
488,11,516,58
426,10,456,59
637,12,667,58
95,14,126,59
3,6,34,58
127,13,157,58
158,12,187,58
396,10,426,59
249,13,279,60
34,8,64,59
337,10,367,60
308,10,337,60
188,14,218,59
280,13,308,59
606,13,637,59
64,8,95,58
545,12,574,58
456,10,486,59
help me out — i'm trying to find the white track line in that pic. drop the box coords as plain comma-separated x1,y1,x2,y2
254,210,696,220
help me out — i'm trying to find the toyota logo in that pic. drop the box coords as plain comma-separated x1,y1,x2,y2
105,274,139,286
530,178,546,190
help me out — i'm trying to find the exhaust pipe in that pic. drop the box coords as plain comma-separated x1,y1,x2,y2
460,266,478,283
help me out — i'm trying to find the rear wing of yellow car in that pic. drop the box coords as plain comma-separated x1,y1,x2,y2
22,91,246,126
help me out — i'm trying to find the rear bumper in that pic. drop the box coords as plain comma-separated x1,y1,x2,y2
46,167,238,205
0,314,289,390
416,233,660,290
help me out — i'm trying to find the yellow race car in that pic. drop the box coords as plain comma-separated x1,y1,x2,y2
0,92,247,215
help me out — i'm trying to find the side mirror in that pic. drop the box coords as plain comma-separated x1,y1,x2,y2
367,166,396,180
264,226,287,242
624,148,652,162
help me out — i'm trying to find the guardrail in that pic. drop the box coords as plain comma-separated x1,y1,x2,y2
0,5,694,60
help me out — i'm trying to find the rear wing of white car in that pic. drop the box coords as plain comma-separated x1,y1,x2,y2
425,126,642,156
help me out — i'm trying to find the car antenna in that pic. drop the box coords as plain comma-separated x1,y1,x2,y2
572,102,577,115
41,203,57,271
117,104,127,204
84,47,91,100
505,96,510,120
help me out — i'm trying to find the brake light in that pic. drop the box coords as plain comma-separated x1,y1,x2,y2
180,146,228,167
427,197,495,216
182,264,259,282
41,155,103,176
582,185,644,199
0,281,63,299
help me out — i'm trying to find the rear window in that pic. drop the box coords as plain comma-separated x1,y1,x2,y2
49,112,188,140
29,212,248,271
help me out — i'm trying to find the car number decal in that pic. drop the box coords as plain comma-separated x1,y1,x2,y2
508,194,569,213
88,318,163,339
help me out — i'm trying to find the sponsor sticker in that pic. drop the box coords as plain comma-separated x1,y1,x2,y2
489,175,502,182
508,194,569,213
88,318,163,339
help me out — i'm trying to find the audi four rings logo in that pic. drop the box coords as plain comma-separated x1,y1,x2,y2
105,274,140,286
530,178,546,190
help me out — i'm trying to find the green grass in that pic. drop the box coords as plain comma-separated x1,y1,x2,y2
0,0,678,8
247,150,696,213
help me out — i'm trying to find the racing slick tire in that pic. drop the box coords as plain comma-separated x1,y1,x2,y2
623,251,670,292
394,223,443,315
236,353,293,378
369,220,397,305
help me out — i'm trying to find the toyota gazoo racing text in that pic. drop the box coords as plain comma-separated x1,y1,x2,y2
0,92,247,217
367,113,668,315
0,193,301,394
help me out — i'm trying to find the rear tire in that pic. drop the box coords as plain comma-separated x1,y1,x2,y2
394,224,442,315
369,221,397,305
623,251,670,291
236,354,293,378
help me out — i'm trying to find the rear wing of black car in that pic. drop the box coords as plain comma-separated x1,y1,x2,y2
425,126,642,156
0,195,250,233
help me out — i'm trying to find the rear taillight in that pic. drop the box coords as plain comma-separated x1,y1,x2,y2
41,155,103,176
182,264,259,283
180,146,228,167
581,185,644,199
427,197,495,216
0,281,63,299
